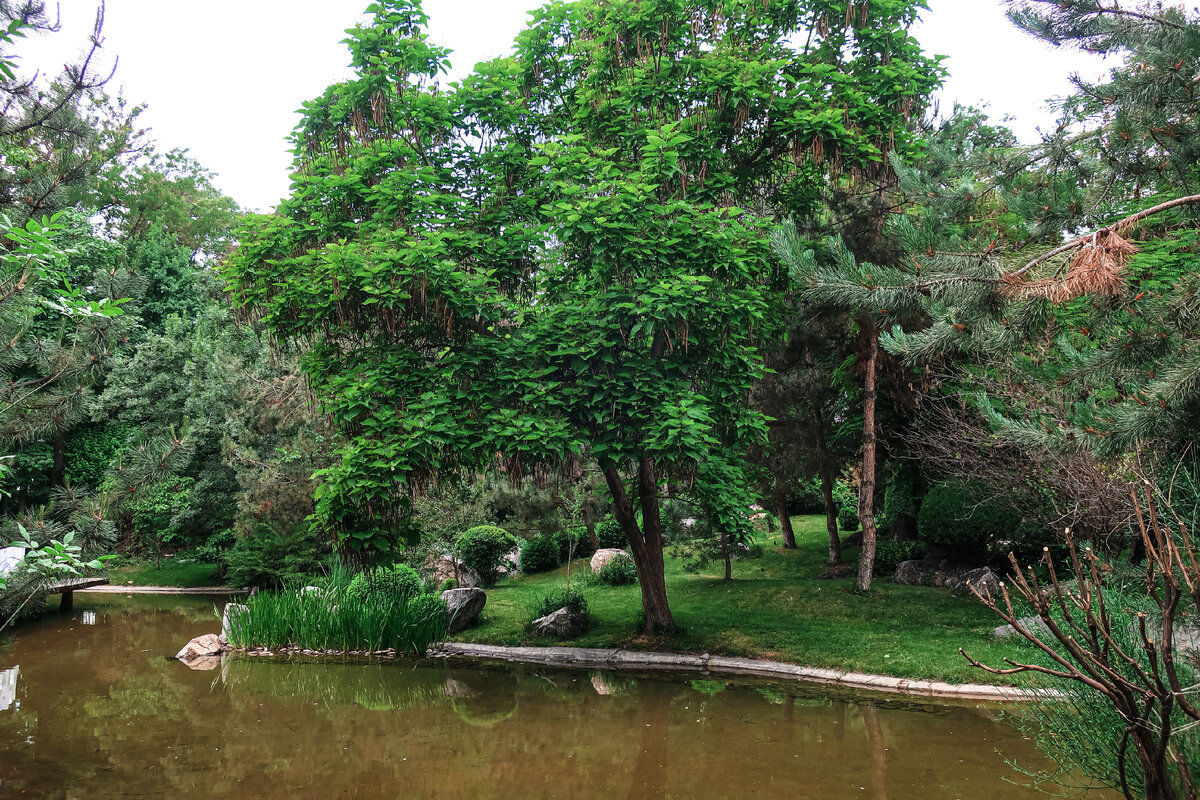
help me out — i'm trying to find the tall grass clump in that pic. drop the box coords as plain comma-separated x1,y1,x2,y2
225,570,446,654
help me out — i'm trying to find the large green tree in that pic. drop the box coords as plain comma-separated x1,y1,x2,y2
227,0,939,630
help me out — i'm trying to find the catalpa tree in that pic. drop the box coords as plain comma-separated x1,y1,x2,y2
226,0,938,631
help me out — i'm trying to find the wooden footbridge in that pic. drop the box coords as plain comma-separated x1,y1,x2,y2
44,577,108,611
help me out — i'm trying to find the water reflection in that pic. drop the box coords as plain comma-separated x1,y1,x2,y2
0,596,1117,800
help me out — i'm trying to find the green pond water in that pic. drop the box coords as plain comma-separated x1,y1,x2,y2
0,595,1116,799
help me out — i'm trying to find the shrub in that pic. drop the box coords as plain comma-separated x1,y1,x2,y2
597,556,638,586
519,535,561,574
786,478,825,515
534,587,588,619
872,539,927,577
456,525,518,586
225,524,327,589
595,519,626,549
345,563,423,605
917,481,1022,563
555,525,594,560
837,507,859,532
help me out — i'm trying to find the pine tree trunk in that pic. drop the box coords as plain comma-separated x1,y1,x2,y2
821,461,842,566
51,431,66,488
602,458,675,632
777,501,797,549
855,327,880,591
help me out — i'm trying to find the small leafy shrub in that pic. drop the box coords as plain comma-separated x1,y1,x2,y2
224,524,327,589
555,526,593,560
595,519,626,549
456,525,518,586
345,563,423,605
743,540,765,559
837,507,860,532
534,587,588,619
918,481,1022,564
786,478,825,515
519,535,562,574
873,539,927,577
597,555,638,586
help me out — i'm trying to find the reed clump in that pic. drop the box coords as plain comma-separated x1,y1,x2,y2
226,569,446,655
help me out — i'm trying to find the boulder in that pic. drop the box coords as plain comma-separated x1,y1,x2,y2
893,557,967,587
531,606,589,639
220,603,250,644
953,567,1001,598
182,655,222,671
442,587,486,634
426,554,481,589
841,531,864,549
176,633,224,662
591,548,632,574
994,616,1053,640
495,548,521,577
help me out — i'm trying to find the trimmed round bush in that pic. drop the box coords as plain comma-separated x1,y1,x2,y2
456,525,519,586
519,535,561,574
345,563,423,605
595,519,626,549
837,507,859,532
597,556,638,586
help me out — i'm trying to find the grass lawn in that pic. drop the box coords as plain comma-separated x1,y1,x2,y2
106,558,221,588
454,515,1041,686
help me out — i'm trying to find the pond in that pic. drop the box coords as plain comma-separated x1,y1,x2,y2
0,595,1115,799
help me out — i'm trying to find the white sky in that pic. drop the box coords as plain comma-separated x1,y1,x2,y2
19,0,1108,213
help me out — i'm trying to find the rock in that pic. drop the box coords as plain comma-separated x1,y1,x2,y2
591,548,632,574
591,674,613,695
531,607,589,639
893,557,968,587
220,603,250,644
426,554,481,589
444,677,479,698
841,531,864,549
994,616,1053,640
300,585,325,596
495,548,521,577
953,567,1000,598
442,587,486,634
176,633,224,661
182,655,222,671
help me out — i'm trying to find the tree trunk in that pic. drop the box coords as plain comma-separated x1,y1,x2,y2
602,458,675,632
723,535,732,581
582,504,599,551
51,430,66,488
855,326,880,592
777,500,797,549
820,459,841,566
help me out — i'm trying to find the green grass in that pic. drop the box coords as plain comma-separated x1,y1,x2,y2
106,558,221,588
454,515,1040,686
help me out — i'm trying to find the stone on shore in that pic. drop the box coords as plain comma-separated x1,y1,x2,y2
176,633,224,662
442,587,486,634
220,603,251,644
590,548,631,574
531,607,589,639
426,554,481,589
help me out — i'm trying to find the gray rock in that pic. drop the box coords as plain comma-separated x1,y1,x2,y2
442,587,486,634
893,557,967,587
220,603,250,644
994,616,1053,640
495,548,521,576
841,531,864,549
591,548,632,574
176,633,224,661
531,606,589,639
953,567,1000,598
426,554,481,589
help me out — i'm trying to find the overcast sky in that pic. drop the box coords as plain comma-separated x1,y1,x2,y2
18,1,1107,213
